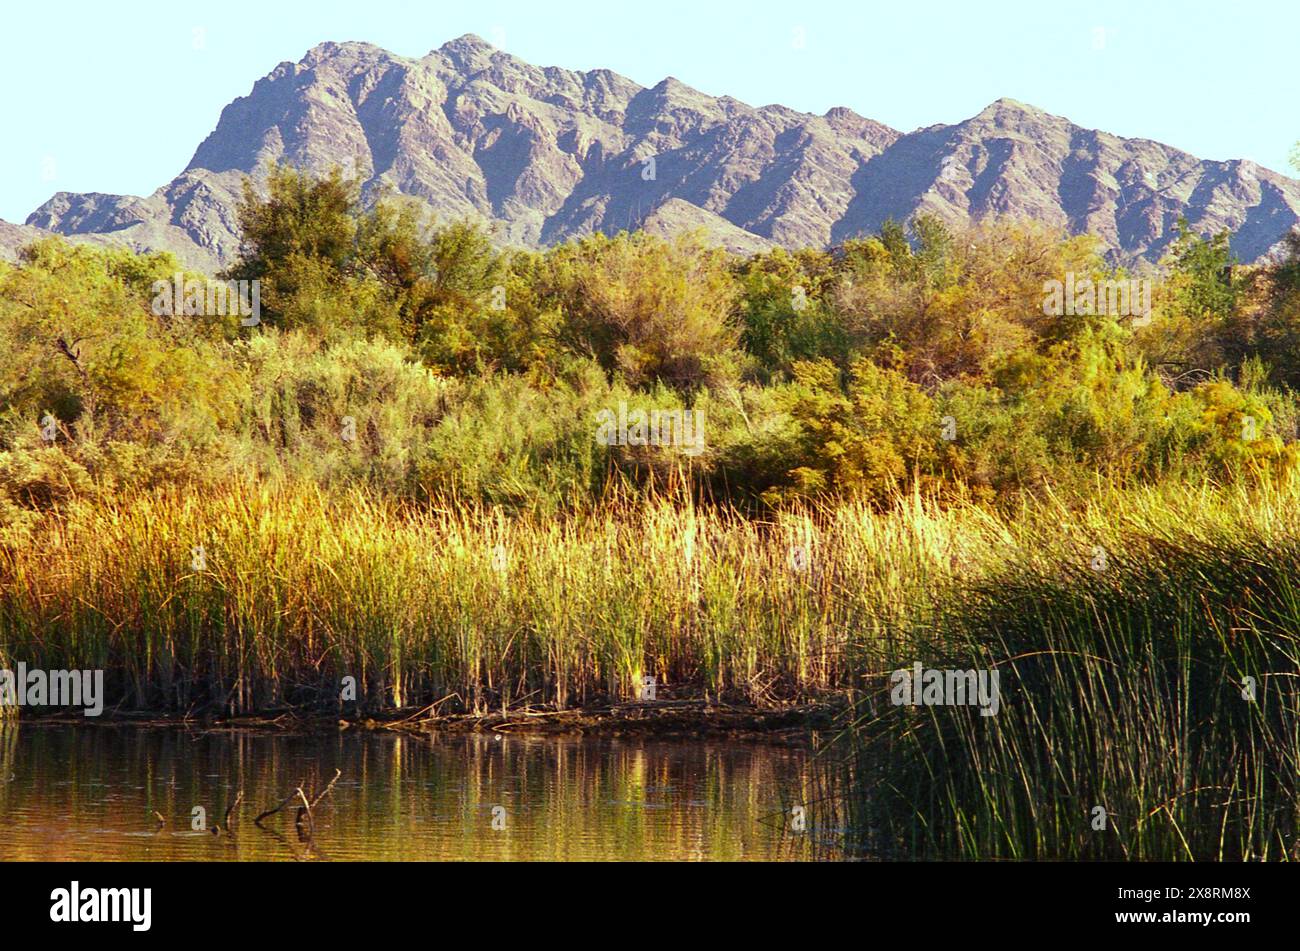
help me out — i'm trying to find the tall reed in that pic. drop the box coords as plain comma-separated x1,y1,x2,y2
0,481,978,714
825,479,1300,861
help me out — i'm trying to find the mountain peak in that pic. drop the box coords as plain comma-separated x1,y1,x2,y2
434,33,501,66
825,106,864,122
301,40,391,66
649,75,700,96
973,97,1048,120
440,33,494,53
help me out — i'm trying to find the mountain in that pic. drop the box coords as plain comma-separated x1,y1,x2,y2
6,35,1299,270
0,219,47,262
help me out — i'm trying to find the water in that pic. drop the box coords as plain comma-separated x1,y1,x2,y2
0,724,819,861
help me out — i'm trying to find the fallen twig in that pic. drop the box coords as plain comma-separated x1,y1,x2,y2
255,787,304,826
255,770,341,831
223,789,244,833
308,769,342,809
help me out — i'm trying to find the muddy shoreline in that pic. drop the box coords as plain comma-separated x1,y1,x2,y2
6,696,847,741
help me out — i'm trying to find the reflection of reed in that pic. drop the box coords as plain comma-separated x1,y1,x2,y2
0,728,818,861
0,722,17,826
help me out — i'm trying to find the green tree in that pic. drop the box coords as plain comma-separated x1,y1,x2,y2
223,164,399,338
539,231,742,391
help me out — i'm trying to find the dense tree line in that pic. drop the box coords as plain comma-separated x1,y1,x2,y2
4,165,1300,527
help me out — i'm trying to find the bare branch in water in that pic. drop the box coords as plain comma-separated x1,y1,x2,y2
255,770,341,832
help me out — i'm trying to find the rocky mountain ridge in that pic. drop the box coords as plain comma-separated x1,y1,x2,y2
4,35,1297,270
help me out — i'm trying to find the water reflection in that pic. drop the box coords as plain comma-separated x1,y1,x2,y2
0,724,820,861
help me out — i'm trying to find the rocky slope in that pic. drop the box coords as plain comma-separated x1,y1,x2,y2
0,219,47,262
6,35,1298,270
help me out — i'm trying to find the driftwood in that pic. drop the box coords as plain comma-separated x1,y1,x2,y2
292,788,313,836
308,769,342,809
148,789,245,836
219,790,244,835
254,788,306,826
255,769,341,836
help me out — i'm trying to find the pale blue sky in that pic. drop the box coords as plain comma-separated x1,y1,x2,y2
2,0,1295,223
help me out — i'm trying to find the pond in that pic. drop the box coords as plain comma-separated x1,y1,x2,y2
0,724,824,861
